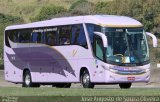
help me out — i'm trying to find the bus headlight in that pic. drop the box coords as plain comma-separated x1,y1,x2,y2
109,69,118,73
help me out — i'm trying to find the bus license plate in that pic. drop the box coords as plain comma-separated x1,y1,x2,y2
127,77,135,81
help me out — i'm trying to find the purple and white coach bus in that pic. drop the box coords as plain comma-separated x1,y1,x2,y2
4,15,157,88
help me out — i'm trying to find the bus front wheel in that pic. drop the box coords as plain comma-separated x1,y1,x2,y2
22,70,40,87
119,83,132,89
81,70,94,88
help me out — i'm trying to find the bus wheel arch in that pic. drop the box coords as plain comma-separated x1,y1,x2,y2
22,69,40,87
80,67,94,88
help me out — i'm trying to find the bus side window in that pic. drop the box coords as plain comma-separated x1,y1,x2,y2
45,31,57,46
5,31,10,47
32,32,43,43
8,30,19,43
94,35,104,61
32,32,38,43
37,33,42,43
86,24,101,48
5,30,18,48
72,24,88,48
86,24,94,44
19,33,25,43
71,26,80,44
18,30,31,43
59,26,71,45
12,33,18,42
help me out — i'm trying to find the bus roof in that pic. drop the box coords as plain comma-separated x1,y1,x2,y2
5,15,143,30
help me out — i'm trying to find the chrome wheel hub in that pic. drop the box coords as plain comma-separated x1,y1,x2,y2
25,75,30,85
83,74,89,84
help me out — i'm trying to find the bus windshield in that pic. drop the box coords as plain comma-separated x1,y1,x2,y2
104,28,149,65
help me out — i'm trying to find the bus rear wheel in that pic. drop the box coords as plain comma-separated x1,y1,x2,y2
119,83,132,89
81,70,94,88
22,70,40,87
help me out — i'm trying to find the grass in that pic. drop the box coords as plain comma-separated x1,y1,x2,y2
0,88,160,102
0,87,160,96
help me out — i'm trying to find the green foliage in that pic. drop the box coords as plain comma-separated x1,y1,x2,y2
95,2,108,14
0,13,23,39
31,5,66,21
1,0,160,33
70,1,95,15
69,0,87,11
0,13,23,36
0,13,23,24
94,0,160,32
0,13,23,63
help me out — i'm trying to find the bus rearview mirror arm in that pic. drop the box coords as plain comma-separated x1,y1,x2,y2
146,32,158,47
94,32,108,47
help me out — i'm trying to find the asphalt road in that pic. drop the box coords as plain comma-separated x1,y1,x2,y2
0,64,160,88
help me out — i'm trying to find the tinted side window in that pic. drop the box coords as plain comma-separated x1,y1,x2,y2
86,24,94,44
45,31,57,46
72,24,88,48
9,30,19,43
31,27,58,46
59,26,71,45
94,35,104,61
5,30,11,47
19,30,31,43
32,32,44,43
86,24,101,48
5,29,31,47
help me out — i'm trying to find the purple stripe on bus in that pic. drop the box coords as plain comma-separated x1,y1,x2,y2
6,46,76,77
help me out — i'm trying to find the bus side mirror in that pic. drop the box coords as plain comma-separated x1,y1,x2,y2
146,32,158,47
94,32,108,47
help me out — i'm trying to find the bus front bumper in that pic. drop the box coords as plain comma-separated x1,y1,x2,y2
105,69,150,83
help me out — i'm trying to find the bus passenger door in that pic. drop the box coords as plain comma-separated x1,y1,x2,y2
92,34,107,82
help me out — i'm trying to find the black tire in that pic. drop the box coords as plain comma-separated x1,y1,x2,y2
55,83,71,88
119,83,132,89
81,70,94,88
22,70,40,88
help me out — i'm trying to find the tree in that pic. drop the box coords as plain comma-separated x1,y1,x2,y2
69,0,95,15
31,5,66,21
0,13,24,64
